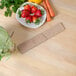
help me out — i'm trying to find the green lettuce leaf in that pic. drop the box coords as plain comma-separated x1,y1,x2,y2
0,26,14,60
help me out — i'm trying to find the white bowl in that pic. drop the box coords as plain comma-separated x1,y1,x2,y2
16,2,46,28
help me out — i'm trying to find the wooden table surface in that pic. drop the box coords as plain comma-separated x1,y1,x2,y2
0,0,76,76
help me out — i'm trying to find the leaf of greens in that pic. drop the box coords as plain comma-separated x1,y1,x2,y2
0,5,4,9
12,6,17,13
0,26,14,60
0,0,27,17
26,20,31,23
18,10,21,18
9,10,12,17
6,8,12,17
41,10,44,15
35,18,40,25
21,0,25,2
5,11,8,17
0,55,3,60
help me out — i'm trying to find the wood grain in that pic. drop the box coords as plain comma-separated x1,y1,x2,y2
0,0,76,76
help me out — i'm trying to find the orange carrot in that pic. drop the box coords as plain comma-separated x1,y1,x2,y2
45,0,55,17
43,0,52,22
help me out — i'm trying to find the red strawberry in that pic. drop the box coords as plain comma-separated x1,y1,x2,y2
32,16,40,24
26,16,32,23
21,10,30,18
31,6,38,13
22,10,26,13
24,5,31,12
35,9,42,17
32,16,38,23
21,10,26,18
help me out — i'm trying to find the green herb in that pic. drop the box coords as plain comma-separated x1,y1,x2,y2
41,10,44,15
35,18,40,25
18,10,21,18
4,8,12,17
26,20,31,23
9,10,12,16
0,5,4,9
12,6,18,13
5,11,8,17
0,0,27,17
23,4,28,6
0,56,3,61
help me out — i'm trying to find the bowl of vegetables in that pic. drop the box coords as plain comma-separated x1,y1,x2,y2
16,2,46,28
